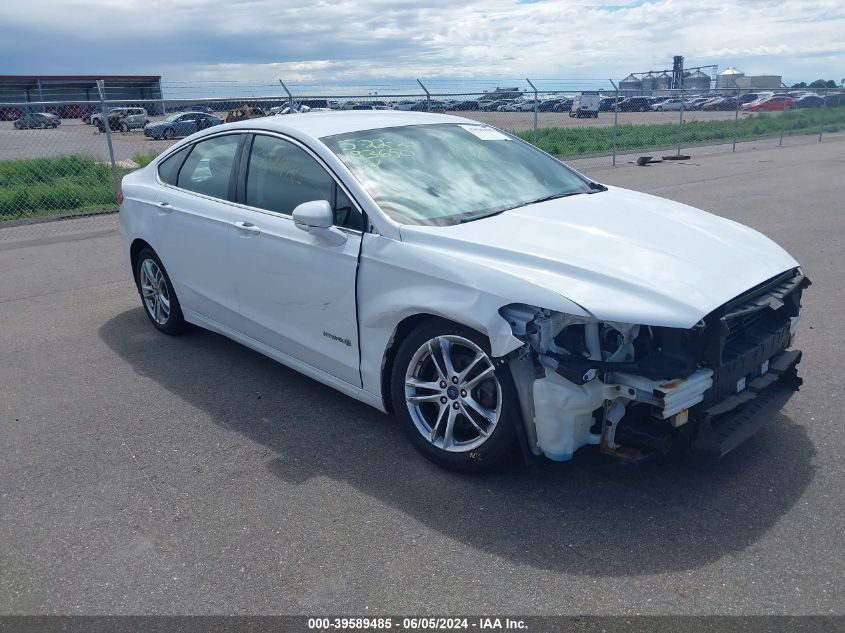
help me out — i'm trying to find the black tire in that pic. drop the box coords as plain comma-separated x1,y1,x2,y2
163,127,175,140
134,247,189,335
390,319,518,472
119,121,129,133
13,121,21,129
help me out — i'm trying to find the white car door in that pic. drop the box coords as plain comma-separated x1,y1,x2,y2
228,133,364,385
153,133,243,330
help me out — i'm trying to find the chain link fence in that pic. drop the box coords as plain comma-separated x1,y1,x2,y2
1,79,843,227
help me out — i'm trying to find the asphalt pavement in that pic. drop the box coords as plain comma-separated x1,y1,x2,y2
0,139,843,615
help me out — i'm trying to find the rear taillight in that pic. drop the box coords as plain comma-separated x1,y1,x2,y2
117,186,124,205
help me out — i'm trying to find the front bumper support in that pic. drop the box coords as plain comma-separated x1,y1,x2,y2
691,349,802,458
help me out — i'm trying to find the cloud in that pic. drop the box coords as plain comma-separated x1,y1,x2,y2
0,0,842,92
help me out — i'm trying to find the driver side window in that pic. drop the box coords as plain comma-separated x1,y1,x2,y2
245,135,363,230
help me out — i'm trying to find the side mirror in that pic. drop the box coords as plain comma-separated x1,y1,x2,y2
292,200,347,246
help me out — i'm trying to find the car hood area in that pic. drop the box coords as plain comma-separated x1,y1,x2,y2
399,186,799,328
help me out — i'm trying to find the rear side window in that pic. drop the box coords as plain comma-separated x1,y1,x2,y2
177,135,240,199
157,146,191,185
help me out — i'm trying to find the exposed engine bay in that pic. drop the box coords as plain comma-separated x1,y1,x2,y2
500,268,810,462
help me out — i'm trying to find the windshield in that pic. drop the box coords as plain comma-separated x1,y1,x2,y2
322,123,595,226
164,113,182,122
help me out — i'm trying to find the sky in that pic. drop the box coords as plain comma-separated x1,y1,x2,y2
1,0,843,96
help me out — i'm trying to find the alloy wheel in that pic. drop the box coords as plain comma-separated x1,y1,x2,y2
404,335,502,452
139,258,171,325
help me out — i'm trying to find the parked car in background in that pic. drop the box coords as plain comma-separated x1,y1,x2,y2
0,107,24,121
617,96,652,112
13,112,60,129
599,96,626,112
497,101,519,112
93,107,148,131
410,101,445,111
186,105,214,114
697,97,723,110
742,96,795,112
144,112,223,140
120,111,808,471
537,99,561,112
652,98,685,111
392,100,419,111
513,100,541,111
794,95,824,109
95,110,131,133
225,105,266,123
452,100,481,111
270,104,316,115
481,100,510,111
683,97,712,111
553,99,574,112
823,93,844,107
738,93,762,104
702,96,738,111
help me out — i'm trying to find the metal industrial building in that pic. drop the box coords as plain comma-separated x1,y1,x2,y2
715,67,782,90
0,75,162,108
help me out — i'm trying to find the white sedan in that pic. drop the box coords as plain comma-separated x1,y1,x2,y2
652,98,685,111
119,111,808,471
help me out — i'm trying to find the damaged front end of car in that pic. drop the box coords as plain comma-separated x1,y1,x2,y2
500,268,810,463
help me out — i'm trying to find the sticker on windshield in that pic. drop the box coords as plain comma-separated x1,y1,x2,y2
459,125,511,141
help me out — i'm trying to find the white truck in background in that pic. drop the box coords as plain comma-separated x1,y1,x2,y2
570,91,600,118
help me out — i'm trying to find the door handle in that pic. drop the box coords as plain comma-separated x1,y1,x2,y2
156,201,173,213
233,221,261,235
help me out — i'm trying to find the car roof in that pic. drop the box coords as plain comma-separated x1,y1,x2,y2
217,110,475,139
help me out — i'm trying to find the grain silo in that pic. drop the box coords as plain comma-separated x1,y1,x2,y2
619,73,642,95
656,71,672,91
641,72,658,92
685,69,711,92
717,66,745,89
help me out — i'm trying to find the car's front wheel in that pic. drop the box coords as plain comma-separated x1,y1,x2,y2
163,128,175,140
390,320,518,471
134,248,188,335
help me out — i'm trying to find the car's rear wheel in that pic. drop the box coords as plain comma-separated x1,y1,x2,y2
134,248,188,335
390,320,518,471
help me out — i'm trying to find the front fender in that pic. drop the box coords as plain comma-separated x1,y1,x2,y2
357,234,590,400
